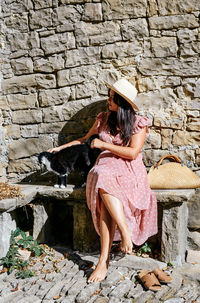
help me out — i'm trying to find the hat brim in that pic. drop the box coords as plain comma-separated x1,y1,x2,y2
105,81,139,111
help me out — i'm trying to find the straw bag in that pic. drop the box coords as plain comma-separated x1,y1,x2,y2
148,154,200,189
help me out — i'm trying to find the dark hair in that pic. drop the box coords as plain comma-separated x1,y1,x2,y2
107,92,136,145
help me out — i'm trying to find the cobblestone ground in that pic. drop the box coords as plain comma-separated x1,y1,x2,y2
0,247,199,303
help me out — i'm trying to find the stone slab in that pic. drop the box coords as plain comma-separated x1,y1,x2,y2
0,186,195,212
153,189,195,203
113,254,167,271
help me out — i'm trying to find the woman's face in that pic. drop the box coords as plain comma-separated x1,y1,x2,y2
107,90,118,112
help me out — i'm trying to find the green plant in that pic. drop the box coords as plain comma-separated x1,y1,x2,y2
0,227,45,278
138,242,152,255
17,231,33,249
16,230,44,256
167,261,174,267
15,268,35,279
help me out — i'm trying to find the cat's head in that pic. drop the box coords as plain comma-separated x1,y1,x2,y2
37,152,53,172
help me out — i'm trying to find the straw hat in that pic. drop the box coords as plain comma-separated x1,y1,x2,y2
105,78,139,111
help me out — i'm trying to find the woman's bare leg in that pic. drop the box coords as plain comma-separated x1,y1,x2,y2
100,190,133,254
88,201,116,283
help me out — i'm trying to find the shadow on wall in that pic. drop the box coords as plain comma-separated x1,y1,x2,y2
21,100,107,185
58,99,107,145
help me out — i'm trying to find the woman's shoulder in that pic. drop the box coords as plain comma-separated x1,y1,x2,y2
96,111,109,130
133,114,151,134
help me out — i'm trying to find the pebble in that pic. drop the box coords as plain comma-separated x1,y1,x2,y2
0,251,199,303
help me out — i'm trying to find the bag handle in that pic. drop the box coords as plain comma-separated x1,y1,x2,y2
157,154,184,167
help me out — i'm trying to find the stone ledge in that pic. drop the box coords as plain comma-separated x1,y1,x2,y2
153,189,196,203
0,184,197,212
0,184,85,212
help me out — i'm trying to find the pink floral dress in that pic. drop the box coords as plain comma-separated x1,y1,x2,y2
86,112,157,246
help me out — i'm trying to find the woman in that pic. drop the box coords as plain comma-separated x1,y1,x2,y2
48,78,157,283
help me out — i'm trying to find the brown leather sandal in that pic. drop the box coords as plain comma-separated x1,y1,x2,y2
152,267,173,284
138,270,162,291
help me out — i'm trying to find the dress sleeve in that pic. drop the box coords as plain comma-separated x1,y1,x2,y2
133,115,151,136
96,112,107,132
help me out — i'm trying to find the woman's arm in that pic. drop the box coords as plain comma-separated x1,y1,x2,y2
48,120,99,153
91,127,147,160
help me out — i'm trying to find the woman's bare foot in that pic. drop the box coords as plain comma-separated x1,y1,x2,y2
120,228,133,254
88,260,108,283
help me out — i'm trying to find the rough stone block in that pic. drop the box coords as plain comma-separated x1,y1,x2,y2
102,0,147,20
40,32,76,55
143,149,170,167
2,74,56,94
7,158,40,173
52,5,81,26
7,31,39,52
135,88,177,111
7,93,37,110
5,124,21,139
187,117,200,131
102,41,142,59
147,0,158,16
32,204,48,242
38,122,65,134
172,130,200,146
75,21,121,47
121,18,149,39
180,42,200,57
0,96,9,110
34,54,65,72
151,37,178,57
82,3,103,21
12,109,42,124
187,230,200,250
136,76,181,93
144,129,161,149
161,202,188,264
57,66,87,86
149,14,199,30
186,250,200,264
187,189,200,229
8,136,53,159
177,28,198,43
76,82,97,99
4,13,29,32
34,0,53,10
0,212,16,258
65,47,101,68
39,87,71,107
42,106,64,122
157,0,200,15
138,58,200,76
154,105,186,129
20,125,39,138
29,8,53,29
73,204,99,252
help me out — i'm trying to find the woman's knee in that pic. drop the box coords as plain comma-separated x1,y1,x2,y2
99,188,107,197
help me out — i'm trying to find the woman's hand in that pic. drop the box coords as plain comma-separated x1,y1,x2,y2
47,146,61,153
90,138,105,150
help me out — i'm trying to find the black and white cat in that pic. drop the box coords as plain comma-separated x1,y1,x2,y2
38,135,100,188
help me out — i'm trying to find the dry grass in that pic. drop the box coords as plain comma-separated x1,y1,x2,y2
0,182,23,200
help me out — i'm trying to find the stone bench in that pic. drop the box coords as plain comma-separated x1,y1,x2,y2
0,184,197,266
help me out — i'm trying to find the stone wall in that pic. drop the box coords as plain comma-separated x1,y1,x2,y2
0,0,200,183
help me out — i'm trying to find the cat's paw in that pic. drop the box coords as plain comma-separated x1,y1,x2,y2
54,184,60,188
60,184,66,189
